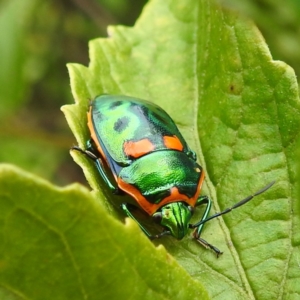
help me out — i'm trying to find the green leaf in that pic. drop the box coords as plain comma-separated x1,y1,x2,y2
0,164,208,299
218,0,300,79
62,0,300,298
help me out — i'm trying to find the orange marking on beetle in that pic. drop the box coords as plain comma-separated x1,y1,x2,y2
87,108,107,161
161,185,199,209
118,169,205,215
195,168,205,203
123,139,155,158
163,135,184,151
117,178,152,213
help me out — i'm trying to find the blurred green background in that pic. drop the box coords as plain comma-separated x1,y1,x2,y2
0,0,299,187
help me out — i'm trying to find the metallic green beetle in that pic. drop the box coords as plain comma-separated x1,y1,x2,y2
73,95,275,256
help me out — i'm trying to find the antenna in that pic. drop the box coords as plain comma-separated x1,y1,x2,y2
190,181,275,228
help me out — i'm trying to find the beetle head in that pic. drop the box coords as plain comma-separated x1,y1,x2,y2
152,202,194,240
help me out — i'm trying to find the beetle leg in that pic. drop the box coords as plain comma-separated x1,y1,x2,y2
193,195,212,237
195,236,223,258
120,203,171,240
121,203,156,239
93,159,119,193
71,145,119,193
191,195,223,256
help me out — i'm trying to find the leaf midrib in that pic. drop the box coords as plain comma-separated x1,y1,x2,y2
192,1,255,298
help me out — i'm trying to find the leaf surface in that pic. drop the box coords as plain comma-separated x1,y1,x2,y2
0,164,207,299
62,0,300,299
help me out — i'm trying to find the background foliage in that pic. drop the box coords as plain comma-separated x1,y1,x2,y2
1,0,300,186
0,0,300,299
0,0,147,185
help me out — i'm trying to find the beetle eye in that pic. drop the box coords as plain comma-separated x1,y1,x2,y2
153,212,162,223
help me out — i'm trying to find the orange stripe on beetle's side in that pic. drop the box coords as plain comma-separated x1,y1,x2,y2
123,139,155,158
117,178,154,214
163,135,184,151
87,108,118,181
87,107,107,161
160,169,204,209
118,169,205,215
191,168,205,206
117,178,185,215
